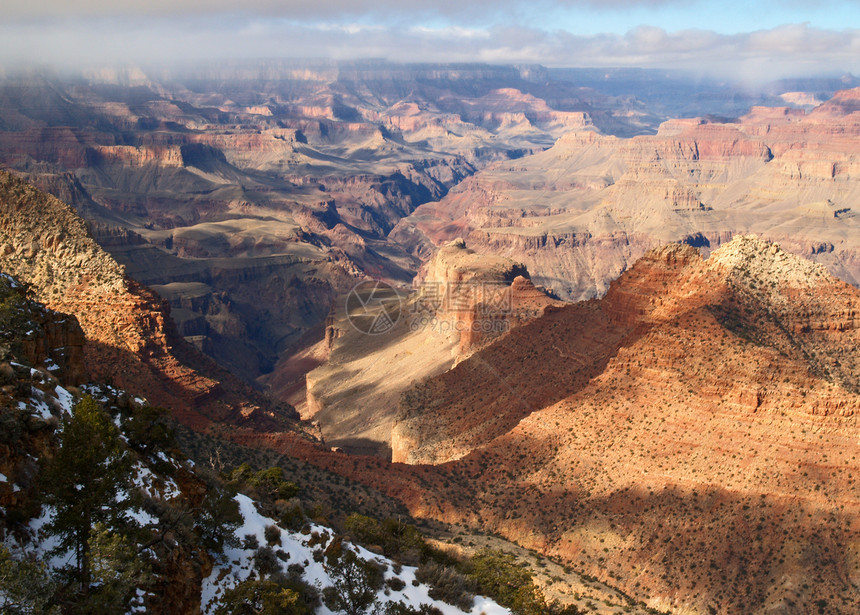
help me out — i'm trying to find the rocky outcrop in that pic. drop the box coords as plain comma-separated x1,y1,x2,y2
413,239,560,355
463,229,656,299
302,239,558,457
386,236,860,613
391,299,618,465
0,171,297,433
0,273,86,386
397,89,860,301
17,302,87,387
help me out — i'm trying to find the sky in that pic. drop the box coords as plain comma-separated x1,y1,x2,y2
1,0,859,81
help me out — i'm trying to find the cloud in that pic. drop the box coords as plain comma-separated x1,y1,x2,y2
0,12,858,83
2,0,687,21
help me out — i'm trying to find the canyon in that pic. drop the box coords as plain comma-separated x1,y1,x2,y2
0,62,850,394
0,61,647,387
388,236,860,613
2,62,860,614
397,88,860,302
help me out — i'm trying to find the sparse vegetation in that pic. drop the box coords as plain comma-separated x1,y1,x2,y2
322,539,385,615
214,579,313,615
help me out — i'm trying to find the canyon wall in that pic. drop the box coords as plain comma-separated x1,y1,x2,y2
398,88,860,300
0,66,636,389
303,239,558,457
0,171,298,433
388,236,860,614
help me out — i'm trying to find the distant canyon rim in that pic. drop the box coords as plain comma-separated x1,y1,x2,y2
1,62,858,399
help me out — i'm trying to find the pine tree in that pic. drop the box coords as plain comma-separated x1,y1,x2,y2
0,546,58,615
40,395,134,603
214,579,312,615
322,543,383,615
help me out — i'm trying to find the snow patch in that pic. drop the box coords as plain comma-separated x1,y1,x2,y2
54,385,74,415
201,495,510,615
127,505,158,528
26,391,53,421
132,462,181,501
27,506,74,571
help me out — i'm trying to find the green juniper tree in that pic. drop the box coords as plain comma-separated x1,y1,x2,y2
322,540,384,615
40,395,135,607
463,549,547,615
0,546,58,615
214,579,313,615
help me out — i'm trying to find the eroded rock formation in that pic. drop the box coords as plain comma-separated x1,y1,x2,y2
302,239,559,456
0,65,646,387
397,88,860,300
384,236,860,613
0,171,297,432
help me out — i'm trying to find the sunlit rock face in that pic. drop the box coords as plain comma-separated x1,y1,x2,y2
398,88,860,301
389,237,860,614
0,62,652,386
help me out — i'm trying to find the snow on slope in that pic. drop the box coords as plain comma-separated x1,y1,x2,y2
3,364,509,615
203,494,510,615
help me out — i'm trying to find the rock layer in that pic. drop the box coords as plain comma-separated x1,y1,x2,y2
398,89,860,300
0,65,648,386
0,171,296,432
386,236,860,613
303,239,558,456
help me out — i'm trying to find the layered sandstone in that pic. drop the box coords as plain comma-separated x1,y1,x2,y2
386,236,860,614
0,67,604,388
397,88,860,300
302,239,558,457
0,171,296,431
1,64,803,393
